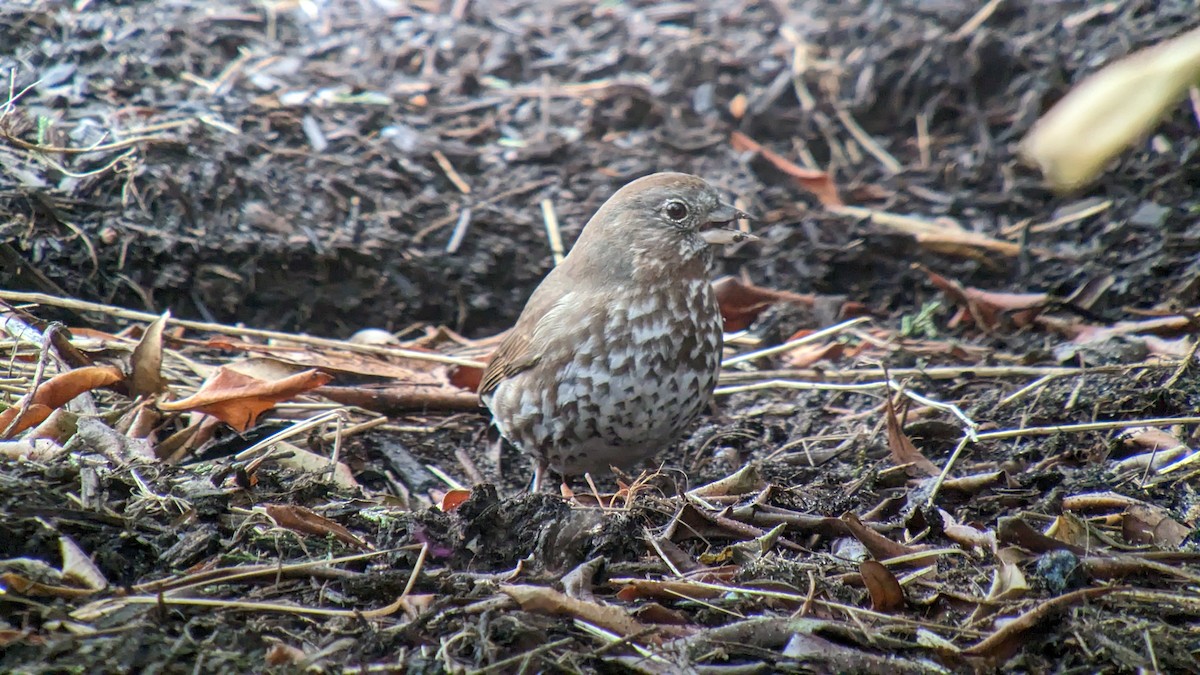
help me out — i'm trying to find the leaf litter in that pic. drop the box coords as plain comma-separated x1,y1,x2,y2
2,1,1200,673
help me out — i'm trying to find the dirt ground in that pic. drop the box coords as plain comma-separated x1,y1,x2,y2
4,0,1200,673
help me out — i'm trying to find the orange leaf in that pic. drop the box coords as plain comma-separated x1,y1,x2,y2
158,367,333,432
439,489,472,511
731,131,844,207
0,366,124,439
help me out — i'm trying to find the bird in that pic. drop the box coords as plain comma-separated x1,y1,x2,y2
478,172,753,492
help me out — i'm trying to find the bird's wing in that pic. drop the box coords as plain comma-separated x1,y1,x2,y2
478,289,581,398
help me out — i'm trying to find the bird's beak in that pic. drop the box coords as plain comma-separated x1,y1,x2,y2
700,201,757,245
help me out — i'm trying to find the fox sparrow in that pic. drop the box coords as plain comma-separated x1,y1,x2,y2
479,172,752,491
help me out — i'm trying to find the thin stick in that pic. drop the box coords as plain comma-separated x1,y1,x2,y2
432,149,471,194
1,322,58,438
718,362,1175,384
949,0,1005,40
541,199,565,265
445,206,472,253
0,291,485,369
721,317,869,367
975,416,1200,442
836,108,902,174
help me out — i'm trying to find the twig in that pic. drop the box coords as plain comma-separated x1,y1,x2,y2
432,149,471,194
0,291,485,369
445,207,472,253
541,199,565,265
721,317,868,367
1,322,59,438
949,0,1005,40
401,543,428,597
926,415,1200,506
835,108,902,175
718,362,1176,385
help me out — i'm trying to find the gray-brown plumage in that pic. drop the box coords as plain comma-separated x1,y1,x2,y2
480,172,751,491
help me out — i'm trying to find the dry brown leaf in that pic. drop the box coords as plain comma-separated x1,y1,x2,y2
688,462,766,498
1123,505,1192,548
712,276,817,332
501,584,659,641
859,560,904,612
0,365,124,439
264,643,309,667
129,310,169,398
884,397,940,478
730,131,843,207
60,535,108,592
918,266,1048,331
263,504,369,550
997,516,1087,555
986,558,1030,602
964,587,1118,659
1018,25,1200,193
840,513,931,566
615,578,724,603
157,367,333,432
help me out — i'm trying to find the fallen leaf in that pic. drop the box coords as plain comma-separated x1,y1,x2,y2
1019,25,1200,192
0,366,124,438
263,504,369,550
1123,505,1192,548
271,441,359,490
841,513,933,566
439,489,472,511
712,276,816,331
730,131,843,207
129,310,169,398
918,266,1048,331
502,584,665,641
158,367,333,432
884,396,940,478
859,560,904,612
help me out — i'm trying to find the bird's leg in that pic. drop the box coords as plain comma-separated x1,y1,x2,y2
530,459,547,493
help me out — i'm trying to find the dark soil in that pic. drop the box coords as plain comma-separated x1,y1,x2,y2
4,1,1200,673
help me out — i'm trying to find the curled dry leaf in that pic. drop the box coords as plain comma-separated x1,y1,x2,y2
859,560,905,612
840,513,931,566
1063,316,1195,345
884,396,940,478
688,462,766,498
712,276,817,332
129,310,169,398
157,367,333,432
730,131,843,207
917,265,1047,331
501,584,662,641
0,535,107,599
263,504,369,550
0,365,124,439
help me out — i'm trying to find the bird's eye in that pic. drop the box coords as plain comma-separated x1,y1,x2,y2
664,200,689,222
